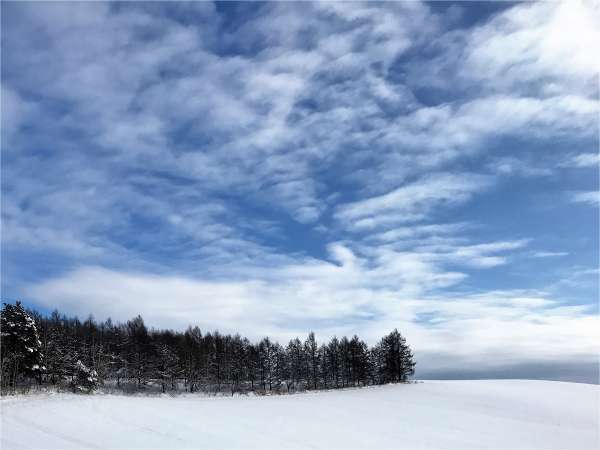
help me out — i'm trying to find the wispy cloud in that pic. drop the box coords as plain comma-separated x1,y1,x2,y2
368,223,472,243
563,153,599,168
530,251,569,258
26,262,599,374
414,239,530,269
335,173,491,231
2,1,598,378
571,191,600,206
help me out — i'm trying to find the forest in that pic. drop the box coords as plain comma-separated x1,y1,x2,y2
1,301,416,395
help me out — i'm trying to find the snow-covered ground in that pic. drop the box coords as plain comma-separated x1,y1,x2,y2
1,380,598,450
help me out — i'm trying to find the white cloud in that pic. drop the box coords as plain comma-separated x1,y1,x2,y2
415,240,530,269
1,84,34,147
26,263,599,372
486,156,553,177
336,173,491,230
564,153,599,168
460,0,599,94
571,191,600,206
368,223,471,243
531,251,569,258
8,1,430,226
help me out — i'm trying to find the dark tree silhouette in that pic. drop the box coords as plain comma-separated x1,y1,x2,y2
1,302,416,394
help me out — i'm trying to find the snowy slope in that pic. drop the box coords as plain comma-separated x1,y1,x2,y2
1,380,598,450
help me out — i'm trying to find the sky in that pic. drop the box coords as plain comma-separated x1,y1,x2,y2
1,1,599,382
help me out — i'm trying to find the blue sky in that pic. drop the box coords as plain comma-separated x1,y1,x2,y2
1,1,598,380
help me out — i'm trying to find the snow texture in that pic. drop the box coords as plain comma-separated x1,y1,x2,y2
1,380,598,449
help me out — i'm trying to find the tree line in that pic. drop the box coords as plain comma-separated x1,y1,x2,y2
1,301,416,394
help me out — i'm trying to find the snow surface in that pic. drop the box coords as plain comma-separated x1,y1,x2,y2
1,380,598,450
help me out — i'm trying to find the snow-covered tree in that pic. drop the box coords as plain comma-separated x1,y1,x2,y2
125,315,153,387
181,326,203,392
155,343,179,392
258,337,275,391
1,302,44,389
71,360,98,393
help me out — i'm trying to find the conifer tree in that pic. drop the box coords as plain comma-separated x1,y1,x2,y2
155,343,179,392
304,332,319,390
1,302,44,389
376,329,415,383
71,360,98,393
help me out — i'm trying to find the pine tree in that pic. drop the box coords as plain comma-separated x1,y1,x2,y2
1,302,44,390
376,329,415,383
182,326,202,392
339,336,351,387
304,332,319,390
42,311,68,385
125,315,152,387
286,337,304,391
155,343,179,392
71,360,98,393
349,335,369,386
327,336,341,388
258,337,275,391
272,343,288,392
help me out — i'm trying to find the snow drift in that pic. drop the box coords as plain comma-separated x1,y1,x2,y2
1,380,598,450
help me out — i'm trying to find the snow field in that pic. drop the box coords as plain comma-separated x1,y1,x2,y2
1,380,598,450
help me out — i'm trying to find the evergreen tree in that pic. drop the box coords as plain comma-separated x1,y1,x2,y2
327,337,341,388
182,326,202,392
376,329,416,383
258,337,275,391
1,302,44,389
349,335,369,386
155,343,179,392
286,338,304,391
272,343,288,392
304,332,319,390
125,315,153,387
42,311,69,385
71,360,98,393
